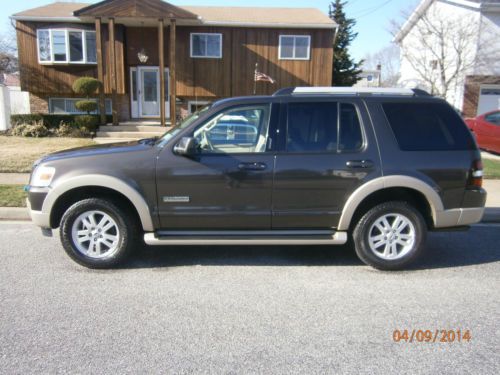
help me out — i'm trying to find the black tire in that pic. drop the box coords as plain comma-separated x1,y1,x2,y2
352,201,427,270
59,198,138,268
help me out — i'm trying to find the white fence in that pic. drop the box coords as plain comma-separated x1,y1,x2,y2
0,85,31,131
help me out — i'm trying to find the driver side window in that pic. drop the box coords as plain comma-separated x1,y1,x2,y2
193,104,271,154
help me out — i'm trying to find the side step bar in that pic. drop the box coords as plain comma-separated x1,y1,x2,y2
144,231,348,246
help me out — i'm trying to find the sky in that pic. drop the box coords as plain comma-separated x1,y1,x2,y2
1,0,417,61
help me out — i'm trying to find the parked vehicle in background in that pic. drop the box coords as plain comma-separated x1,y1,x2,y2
25,87,487,271
465,110,500,154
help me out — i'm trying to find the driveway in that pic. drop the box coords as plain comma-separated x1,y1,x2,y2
0,222,499,374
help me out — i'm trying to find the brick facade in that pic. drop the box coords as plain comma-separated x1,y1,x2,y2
29,93,49,114
462,75,500,118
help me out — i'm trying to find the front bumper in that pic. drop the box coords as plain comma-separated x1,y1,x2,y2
26,186,51,228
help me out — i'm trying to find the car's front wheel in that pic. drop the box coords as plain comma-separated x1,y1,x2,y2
353,201,427,270
59,198,137,268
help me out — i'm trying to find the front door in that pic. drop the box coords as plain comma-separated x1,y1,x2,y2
155,103,278,229
130,67,170,119
140,67,160,117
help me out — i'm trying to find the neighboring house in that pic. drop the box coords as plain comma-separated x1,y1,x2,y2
394,0,500,117
353,68,381,88
12,0,336,126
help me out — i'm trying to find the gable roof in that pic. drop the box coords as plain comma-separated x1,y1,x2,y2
183,6,335,28
12,1,336,29
74,0,198,19
394,0,500,43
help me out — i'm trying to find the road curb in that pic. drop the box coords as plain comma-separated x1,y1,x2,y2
0,207,30,221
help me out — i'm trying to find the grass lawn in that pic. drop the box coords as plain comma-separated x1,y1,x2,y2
0,136,95,173
484,159,500,179
0,185,27,207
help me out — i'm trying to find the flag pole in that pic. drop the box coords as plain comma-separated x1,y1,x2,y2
253,62,258,95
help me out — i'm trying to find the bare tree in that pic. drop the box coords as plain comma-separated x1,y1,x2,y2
0,22,18,75
363,44,400,87
393,5,483,102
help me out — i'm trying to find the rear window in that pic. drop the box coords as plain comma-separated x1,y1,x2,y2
382,102,475,151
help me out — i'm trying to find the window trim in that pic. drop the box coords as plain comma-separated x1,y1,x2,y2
278,35,311,61
190,33,223,59
37,28,97,65
49,97,112,115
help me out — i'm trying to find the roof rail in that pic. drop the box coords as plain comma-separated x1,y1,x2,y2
292,87,417,96
272,87,432,97
272,87,295,96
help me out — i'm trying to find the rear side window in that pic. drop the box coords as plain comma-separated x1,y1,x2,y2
382,102,475,151
287,102,363,152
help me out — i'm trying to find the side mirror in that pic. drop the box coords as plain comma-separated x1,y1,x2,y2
173,136,197,156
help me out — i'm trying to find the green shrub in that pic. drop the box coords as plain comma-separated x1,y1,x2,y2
10,114,44,127
75,100,98,114
11,114,112,128
72,77,101,97
74,115,99,132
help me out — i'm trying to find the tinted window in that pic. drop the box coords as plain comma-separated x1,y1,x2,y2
339,103,363,151
382,102,475,151
287,102,362,152
485,111,500,125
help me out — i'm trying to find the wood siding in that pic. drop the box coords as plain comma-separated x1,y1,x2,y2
16,21,125,95
17,21,333,98
175,27,334,97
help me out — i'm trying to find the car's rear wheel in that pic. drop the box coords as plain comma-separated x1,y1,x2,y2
353,201,427,270
60,198,137,268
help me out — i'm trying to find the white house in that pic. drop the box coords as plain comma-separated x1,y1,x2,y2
394,0,500,117
354,68,382,88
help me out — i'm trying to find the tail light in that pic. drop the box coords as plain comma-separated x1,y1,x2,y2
467,159,483,188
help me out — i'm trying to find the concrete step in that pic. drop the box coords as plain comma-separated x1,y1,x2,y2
96,131,163,138
99,125,167,133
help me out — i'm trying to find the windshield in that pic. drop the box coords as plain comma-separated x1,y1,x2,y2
156,105,211,147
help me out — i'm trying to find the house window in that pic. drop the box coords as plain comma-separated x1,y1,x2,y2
49,98,112,115
279,35,311,60
37,29,97,64
190,33,222,58
188,100,210,114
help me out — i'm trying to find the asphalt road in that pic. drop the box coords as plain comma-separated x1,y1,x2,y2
1,222,499,374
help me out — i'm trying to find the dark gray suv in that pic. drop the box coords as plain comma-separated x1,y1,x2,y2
26,87,487,270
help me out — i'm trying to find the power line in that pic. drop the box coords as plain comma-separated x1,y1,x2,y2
350,0,396,19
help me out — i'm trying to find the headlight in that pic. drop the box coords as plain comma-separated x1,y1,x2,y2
31,166,55,187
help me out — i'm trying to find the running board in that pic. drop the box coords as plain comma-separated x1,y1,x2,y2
144,230,348,246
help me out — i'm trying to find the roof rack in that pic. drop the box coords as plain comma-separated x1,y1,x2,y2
273,87,431,97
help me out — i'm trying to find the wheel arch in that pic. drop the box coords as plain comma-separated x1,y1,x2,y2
44,175,154,231
338,176,443,231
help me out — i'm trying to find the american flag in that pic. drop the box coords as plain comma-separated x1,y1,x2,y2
254,70,275,84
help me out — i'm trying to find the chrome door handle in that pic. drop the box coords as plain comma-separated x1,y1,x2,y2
238,162,267,171
346,160,374,169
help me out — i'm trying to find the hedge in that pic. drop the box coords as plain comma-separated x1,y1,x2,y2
10,114,112,129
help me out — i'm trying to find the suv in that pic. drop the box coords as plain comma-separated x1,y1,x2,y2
26,87,487,270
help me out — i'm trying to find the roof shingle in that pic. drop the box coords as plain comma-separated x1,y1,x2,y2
12,1,336,28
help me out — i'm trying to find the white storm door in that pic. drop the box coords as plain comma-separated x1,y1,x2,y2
139,67,160,117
